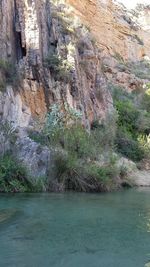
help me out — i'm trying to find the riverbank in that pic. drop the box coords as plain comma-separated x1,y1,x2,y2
133,170,150,187
0,150,150,193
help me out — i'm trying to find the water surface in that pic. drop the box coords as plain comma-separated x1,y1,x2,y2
0,189,150,267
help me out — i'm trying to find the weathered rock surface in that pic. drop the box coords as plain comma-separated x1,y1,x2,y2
67,0,150,61
67,0,150,91
14,136,54,179
0,86,31,128
132,170,150,187
115,157,150,187
0,0,113,129
1,0,150,129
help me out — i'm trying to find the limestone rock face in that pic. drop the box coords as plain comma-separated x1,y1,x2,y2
67,0,150,61
15,136,54,179
0,0,113,129
0,86,31,128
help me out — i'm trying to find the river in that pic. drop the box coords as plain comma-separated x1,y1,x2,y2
0,189,150,267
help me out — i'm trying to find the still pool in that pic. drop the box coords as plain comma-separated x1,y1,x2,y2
0,189,150,267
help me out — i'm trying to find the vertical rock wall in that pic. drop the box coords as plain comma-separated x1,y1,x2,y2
0,0,113,129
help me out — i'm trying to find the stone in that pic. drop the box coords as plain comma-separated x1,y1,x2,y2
14,137,54,180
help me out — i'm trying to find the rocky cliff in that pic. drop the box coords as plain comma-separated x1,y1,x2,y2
67,0,150,90
0,0,150,184
67,0,150,60
0,0,114,131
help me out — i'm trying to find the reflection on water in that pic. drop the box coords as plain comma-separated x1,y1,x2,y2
0,190,150,267
147,218,150,233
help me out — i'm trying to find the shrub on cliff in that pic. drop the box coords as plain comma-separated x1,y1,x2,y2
44,52,73,83
113,85,150,161
29,104,120,192
42,104,117,159
43,104,96,158
115,129,145,162
115,100,140,136
141,86,150,113
127,60,150,80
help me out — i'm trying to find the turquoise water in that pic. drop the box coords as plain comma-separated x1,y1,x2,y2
0,189,150,267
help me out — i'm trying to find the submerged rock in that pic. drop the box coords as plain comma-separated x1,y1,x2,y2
0,209,19,224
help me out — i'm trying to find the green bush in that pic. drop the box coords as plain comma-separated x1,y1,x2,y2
0,154,33,192
141,88,150,113
115,100,140,137
110,84,134,102
28,131,47,146
49,153,118,192
41,104,117,160
115,129,145,161
0,154,48,192
86,163,118,183
32,176,48,192
113,93,150,161
136,110,150,134
29,104,119,192
44,54,61,72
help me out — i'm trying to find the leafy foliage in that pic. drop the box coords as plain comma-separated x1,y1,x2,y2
49,153,118,192
112,85,150,161
0,154,32,192
0,154,48,193
29,104,120,192
115,100,140,136
116,129,145,161
141,86,150,113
